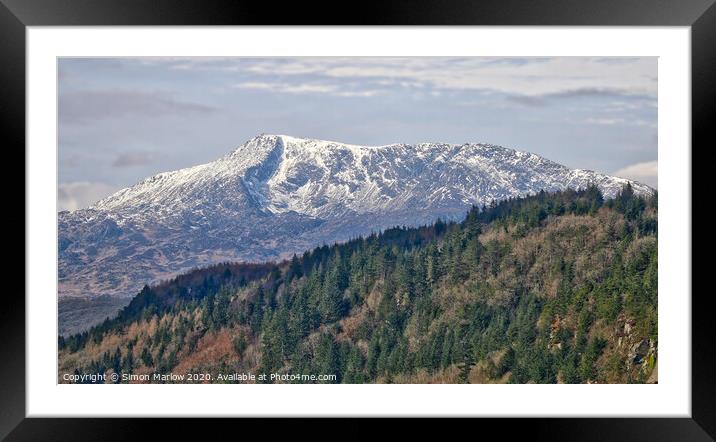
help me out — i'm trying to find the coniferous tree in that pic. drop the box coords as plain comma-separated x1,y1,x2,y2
315,333,340,383
140,346,153,367
319,252,347,322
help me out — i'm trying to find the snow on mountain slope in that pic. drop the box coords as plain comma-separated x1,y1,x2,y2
59,134,653,308
92,134,649,218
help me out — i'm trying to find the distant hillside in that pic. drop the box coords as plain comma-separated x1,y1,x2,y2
59,296,133,337
59,185,657,384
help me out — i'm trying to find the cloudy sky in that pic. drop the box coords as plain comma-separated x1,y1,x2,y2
58,57,657,211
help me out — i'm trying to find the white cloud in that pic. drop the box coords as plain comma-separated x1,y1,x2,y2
233,81,382,97
584,117,656,128
612,160,658,188
235,81,334,94
585,117,625,126
237,57,658,98
58,182,120,212
136,57,657,99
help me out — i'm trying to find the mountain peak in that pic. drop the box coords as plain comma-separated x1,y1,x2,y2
60,134,653,303
242,133,405,151
237,134,532,157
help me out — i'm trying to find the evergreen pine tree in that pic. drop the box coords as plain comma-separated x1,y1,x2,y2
319,252,346,322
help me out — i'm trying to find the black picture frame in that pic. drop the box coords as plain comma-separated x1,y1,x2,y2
4,0,713,439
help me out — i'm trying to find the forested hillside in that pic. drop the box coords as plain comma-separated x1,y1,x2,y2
59,185,658,384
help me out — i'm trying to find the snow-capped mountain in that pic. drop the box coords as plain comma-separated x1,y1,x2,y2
59,134,652,302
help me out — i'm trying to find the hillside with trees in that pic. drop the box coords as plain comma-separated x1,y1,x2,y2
59,185,658,384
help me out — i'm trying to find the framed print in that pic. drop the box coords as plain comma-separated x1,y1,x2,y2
5,0,713,438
